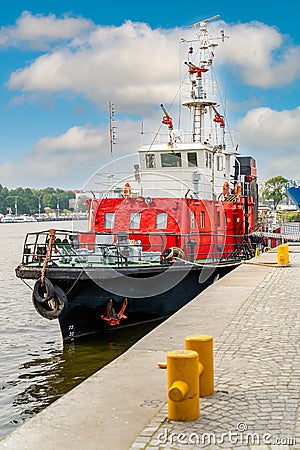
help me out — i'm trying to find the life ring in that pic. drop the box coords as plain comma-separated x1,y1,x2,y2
33,277,54,303
32,285,67,320
123,182,132,198
234,183,242,200
223,182,230,198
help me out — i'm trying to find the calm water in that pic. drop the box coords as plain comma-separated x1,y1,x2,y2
0,221,155,439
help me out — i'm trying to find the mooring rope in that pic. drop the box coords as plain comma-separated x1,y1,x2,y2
21,278,34,292
242,260,290,268
41,228,56,285
174,257,241,268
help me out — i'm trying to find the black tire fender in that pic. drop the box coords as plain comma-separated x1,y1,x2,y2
33,285,68,320
33,277,54,303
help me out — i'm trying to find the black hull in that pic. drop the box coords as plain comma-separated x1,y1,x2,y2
16,261,239,342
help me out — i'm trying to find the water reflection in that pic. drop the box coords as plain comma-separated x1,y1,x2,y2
0,221,160,439
5,322,156,436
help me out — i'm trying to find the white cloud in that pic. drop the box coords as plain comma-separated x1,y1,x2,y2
249,147,300,182
216,21,300,88
6,18,300,112
0,119,143,188
3,16,300,187
33,125,103,153
0,11,93,50
237,106,300,149
6,21,187,110
235,106,300,181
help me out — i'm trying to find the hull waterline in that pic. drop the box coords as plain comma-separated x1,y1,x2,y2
16,261,238,341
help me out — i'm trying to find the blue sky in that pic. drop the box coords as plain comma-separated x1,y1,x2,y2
0,1,300,189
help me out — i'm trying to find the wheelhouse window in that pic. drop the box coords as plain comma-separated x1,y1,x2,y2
188,152,198,167
156,212,168,229
200,211,205,228
160,152,182,168
129,212,141,229
145,153,156,168
205,151,212,169
217,155,223,171
104,212,115,229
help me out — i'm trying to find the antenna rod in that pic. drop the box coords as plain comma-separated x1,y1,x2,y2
109,101,116,156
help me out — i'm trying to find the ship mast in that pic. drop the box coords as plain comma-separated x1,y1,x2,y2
182,15,227,145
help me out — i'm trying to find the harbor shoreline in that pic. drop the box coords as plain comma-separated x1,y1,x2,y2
1,248,291,449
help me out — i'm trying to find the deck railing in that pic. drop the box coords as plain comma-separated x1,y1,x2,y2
21,228,255,267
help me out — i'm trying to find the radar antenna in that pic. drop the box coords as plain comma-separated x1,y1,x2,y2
188,15,220,29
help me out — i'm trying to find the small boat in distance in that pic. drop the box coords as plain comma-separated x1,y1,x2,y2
1,214,15,223
1,214,37,223
286,181,300,209
16,17,263,342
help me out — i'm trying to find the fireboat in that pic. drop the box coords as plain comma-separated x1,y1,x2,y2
16,16,259,341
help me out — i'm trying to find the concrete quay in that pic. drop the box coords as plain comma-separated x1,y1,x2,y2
1,246,300,449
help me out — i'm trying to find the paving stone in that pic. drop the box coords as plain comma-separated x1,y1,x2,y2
130,250,300,449
129,442,147,449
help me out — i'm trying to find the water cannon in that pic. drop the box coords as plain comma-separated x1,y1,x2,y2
211,105,225,127
184,61,208,77
160,104,173,130
213,113,225,128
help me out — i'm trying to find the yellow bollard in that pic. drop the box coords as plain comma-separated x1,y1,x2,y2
167,349,199,421
185,334,214,397
277,243,289,266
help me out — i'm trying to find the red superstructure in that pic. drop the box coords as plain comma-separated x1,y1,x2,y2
87,180,256,261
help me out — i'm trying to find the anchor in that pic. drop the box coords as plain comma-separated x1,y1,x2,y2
101,298,128,326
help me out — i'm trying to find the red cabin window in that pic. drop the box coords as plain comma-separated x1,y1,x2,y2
200,211,205,228
104,212,115,229
129,212,141,229
191,211,196,229
156,212,168,229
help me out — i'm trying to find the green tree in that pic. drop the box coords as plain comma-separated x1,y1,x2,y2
0,185,76,215
75,194,89,212
263,176,288,209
